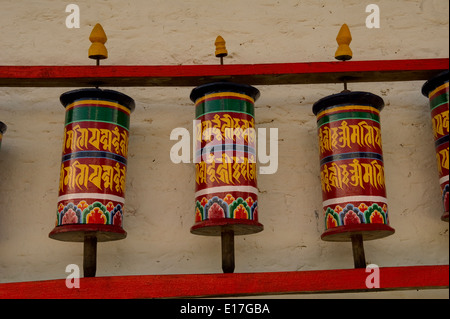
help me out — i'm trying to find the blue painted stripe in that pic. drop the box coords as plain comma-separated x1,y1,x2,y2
320,151,383,166
62,151,127,165
435,135,449,148
195,144,256,158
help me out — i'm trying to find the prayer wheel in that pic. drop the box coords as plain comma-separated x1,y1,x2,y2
190,82,263,273
0,122,6,149
422,70,449,222
313,91,395,267
49,88,135,276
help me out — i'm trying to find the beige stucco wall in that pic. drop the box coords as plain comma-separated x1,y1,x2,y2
0,0,448,298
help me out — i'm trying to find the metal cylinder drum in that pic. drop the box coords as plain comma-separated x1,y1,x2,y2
190,82,263,236
312,91,395,241
49,88,135,242
0,122,6,149
422,70,449,222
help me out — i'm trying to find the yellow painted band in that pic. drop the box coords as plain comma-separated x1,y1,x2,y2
66,100,131,115
317,105,380,119
195,92,254,106
429,82,449,99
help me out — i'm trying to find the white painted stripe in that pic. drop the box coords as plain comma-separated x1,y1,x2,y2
58,193,125,203
439,175,449,185
323,195,387,207
195,186,258,198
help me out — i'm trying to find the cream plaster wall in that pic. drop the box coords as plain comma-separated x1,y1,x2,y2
0,0,448,298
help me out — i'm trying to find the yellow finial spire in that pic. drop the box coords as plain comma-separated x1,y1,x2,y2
215,36,228,64
89,23,108,64
335,24,352,61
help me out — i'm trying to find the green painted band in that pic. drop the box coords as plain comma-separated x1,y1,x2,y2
430,96,449,111
65,120,129,131
195,98,254,118
317,111,380,128
65,106,130,130
197,110,255,119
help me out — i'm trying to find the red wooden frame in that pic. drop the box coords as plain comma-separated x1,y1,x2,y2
0,58,447,87
0,265,447,299
0,59,448,299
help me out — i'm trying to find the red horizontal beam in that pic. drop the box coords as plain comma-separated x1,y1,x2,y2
0,265,447,299
0,58,447,87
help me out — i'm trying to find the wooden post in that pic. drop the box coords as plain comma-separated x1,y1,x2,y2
221,229,235,273
351,234,366,269
83,234,97,277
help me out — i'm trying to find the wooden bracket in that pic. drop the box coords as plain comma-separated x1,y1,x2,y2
0,265,447,299
0,58,447,87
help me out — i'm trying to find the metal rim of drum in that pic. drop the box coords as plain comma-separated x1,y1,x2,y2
191,219,264,236
312,91,385,116
0,121,6,134
321,224,395,242
48,224,127,242
190,81,261,103
421,70,449,97
60,88,136,112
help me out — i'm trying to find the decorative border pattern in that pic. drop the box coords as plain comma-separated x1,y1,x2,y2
195,193,258,223
324,202,389,230
56,200,124,227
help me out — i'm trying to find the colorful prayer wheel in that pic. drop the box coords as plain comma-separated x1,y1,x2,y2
0,122,6,149
190,82,263,272
49,89,135,269
422,70,449,222
312,91,395,261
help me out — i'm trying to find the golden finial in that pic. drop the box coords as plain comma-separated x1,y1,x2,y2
215,36,228,65
89,23,108,65
335,24,352,61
